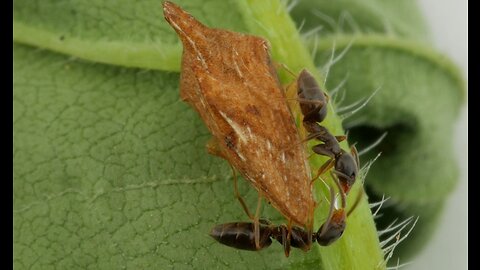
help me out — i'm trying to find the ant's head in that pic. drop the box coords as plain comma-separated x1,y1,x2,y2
334,151,358,193
316,171,364,246
315,174,348,246
316,209,346,246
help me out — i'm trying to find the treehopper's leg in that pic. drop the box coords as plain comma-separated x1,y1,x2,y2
254,194,263,250
230,165,254,220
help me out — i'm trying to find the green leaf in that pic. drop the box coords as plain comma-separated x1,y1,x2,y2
13,0,249,71
290,0,430,42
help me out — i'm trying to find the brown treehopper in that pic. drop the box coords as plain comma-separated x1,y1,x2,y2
163,1,314,227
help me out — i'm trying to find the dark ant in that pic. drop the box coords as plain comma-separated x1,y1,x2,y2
209,220,311,254
210,175,362,256
295,69,359,194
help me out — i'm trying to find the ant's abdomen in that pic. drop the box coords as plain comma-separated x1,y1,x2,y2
209,223,272,251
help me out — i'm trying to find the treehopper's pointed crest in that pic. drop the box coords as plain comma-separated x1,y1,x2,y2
163,1,314,226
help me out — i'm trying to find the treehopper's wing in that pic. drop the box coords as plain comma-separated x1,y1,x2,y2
163,1,313,226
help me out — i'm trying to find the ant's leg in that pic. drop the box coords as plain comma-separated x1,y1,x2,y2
323,92,330,103
347,163,365,217
347,189,364,216
306,200,316,248
315,173,349,246
312,144,336,158
284,221,293,257
273,62,297,78
297,98,326,106
259,218,272,225
253,194,263,250
351,145,360,168
290,131,322,149
335,135,347,142
284,78,300,115
282,97,326,108
311,158,335,184
332,169,354,194
288,127,331,151
230,165,254,220
330,172,347,208
206,137,226,159
277,225,290,257
333,169,351,180
318,184,337,237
